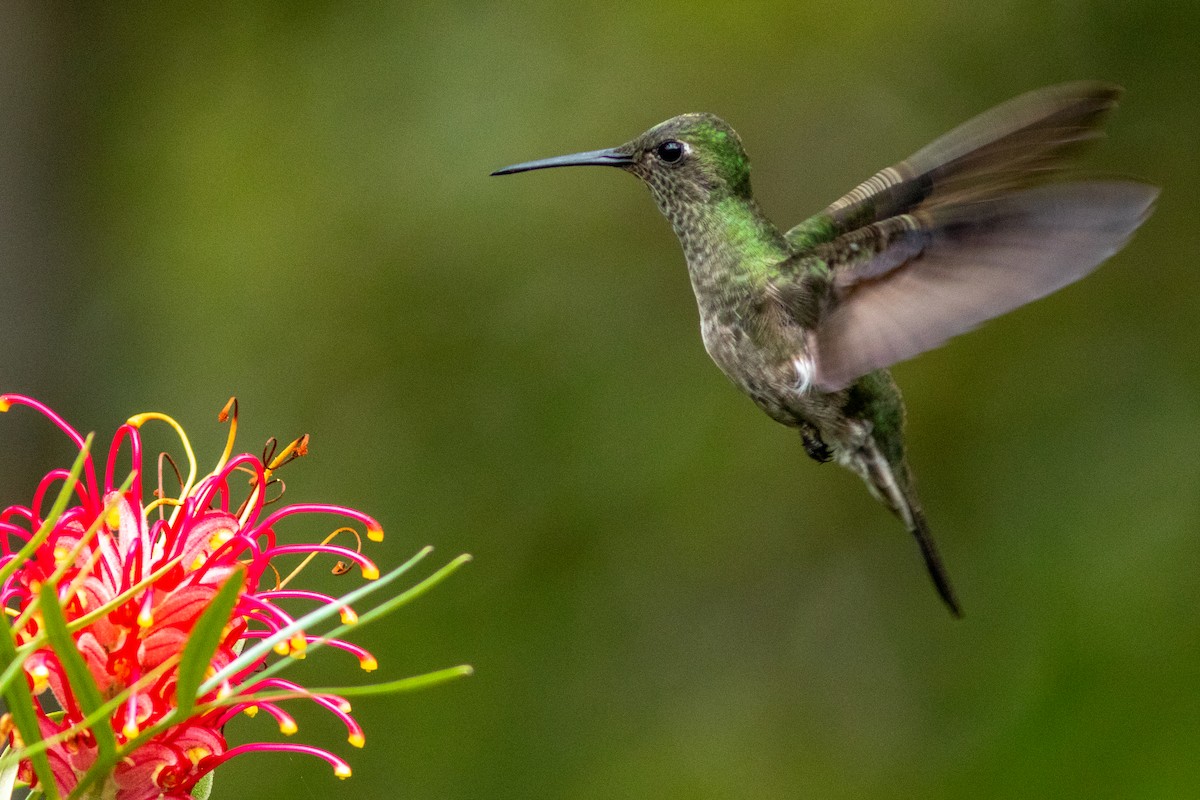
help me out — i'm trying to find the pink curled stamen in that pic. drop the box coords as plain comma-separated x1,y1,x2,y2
248,503,383,544
32,470,93,529
0,394,100,508
104,423,143,503
194,743,352,783
262,544,379,580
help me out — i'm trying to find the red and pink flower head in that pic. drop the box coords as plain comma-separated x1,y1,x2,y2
0,395,399,800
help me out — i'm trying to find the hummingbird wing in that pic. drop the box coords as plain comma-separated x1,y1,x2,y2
801,180,1157,392
773,81,1157,391
784,81,1123,250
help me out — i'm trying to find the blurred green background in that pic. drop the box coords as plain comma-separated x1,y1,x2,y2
2,2,1198,798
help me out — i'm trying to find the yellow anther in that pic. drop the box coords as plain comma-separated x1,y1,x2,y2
208,528,234,549
359,656,378,672
137,609,154,628
105,507,122,531
366,524,384,543
266,435,308,473
123,721,139,739
28,661,50,680
215,398,239,472
243,705,259,718
289,634,307,654
339,608,358,625
273,640,291,656
334,765,352,780
186,745,212,765
361,564,380,581
279,718,298,736
348,732,365,748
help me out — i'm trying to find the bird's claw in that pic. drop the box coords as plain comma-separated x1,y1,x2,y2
801,425,832,463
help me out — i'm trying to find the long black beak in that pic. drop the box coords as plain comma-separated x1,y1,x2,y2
491,147,633,176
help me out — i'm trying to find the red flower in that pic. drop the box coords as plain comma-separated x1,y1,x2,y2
1,396,386,799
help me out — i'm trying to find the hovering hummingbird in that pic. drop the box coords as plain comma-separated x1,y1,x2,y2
492,82,1157,616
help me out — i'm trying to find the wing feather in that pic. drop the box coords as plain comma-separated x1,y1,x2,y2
785,82,1123,249
810,181,1158,391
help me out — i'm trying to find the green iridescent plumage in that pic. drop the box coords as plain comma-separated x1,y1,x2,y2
493,83,1158,615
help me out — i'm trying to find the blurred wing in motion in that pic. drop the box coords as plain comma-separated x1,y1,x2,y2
784,81,1125,249
771,81,1157,391
808,181,1158,391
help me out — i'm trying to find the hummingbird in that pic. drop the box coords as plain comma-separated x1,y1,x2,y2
492,82,1157,616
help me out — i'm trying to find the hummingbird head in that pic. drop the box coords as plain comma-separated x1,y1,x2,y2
492,114,753,216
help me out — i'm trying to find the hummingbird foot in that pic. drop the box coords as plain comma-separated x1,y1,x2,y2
800,424,832,463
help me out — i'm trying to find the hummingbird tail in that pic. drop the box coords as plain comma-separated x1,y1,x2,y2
907,507,962,619
856,439,962,617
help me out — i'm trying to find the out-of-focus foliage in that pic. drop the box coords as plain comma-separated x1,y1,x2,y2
1,2,1197,797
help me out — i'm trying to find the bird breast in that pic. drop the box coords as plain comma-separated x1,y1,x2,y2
700,313,817,417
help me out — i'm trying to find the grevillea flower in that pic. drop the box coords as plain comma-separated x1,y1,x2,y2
0,395,470,800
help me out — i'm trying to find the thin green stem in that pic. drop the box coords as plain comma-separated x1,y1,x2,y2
232,553,470,691
198,546,435,695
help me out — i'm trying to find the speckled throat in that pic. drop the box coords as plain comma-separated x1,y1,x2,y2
639,175,791,320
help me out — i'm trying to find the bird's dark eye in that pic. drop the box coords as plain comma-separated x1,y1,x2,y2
655,140,686,164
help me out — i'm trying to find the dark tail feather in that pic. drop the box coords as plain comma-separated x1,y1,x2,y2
858,439,962,617
909,508,962,618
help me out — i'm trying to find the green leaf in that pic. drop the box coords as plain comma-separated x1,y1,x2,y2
229,552,472,692
355,553,472,628
0,620,60,800
311,664,475,696
198,545,435,695
0,750,19,800
36,584,117,767
175,569,246,716
0,650,28,702
113,548,472,760
219,664,474,716
190,771,213,800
